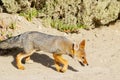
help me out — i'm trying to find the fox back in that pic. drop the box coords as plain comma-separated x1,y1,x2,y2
14,31,73,54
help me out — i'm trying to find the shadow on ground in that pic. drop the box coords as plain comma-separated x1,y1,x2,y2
0,49,78,72
31,53,78,72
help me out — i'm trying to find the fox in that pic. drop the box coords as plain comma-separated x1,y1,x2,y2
0,31,88,72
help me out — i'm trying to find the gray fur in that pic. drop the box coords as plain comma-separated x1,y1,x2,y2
0,31,73,54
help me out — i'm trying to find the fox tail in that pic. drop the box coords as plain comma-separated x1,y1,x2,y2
0,35,21,49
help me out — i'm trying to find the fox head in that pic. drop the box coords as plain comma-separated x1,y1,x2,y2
69,40,88,66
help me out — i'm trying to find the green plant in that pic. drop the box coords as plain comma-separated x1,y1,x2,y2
0,31,13,40
51,19,86,33
1,31,5,36
7,32,13,38
9,22,17,30
42,18,52,27
19,8,38,21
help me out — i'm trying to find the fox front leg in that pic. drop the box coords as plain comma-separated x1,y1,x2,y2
53,54,62,72
53,54,68,72
60,58,68,72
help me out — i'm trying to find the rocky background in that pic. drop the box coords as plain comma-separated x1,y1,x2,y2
0,0,120,29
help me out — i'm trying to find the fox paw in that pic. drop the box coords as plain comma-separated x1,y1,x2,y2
56,67,62,72
60,68,67,73
18,66,25,70
26,60,34,64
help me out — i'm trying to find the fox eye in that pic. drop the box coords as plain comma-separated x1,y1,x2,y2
82,57,84,59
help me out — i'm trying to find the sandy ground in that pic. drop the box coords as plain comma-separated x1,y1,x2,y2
0,13,120,80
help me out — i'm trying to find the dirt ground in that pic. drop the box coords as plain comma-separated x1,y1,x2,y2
0,13,120,80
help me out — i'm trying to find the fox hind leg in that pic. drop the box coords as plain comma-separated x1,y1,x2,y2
16,52,26,70
25,56,33,64
16,50,35,70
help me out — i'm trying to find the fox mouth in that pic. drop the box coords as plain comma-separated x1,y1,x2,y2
69,54,74,58
78,61,89,66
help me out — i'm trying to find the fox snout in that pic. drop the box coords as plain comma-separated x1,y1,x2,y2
83,58,89,66
82,56,89,66
78,58,89,66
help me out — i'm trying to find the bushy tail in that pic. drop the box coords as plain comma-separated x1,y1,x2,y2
0,35,22,49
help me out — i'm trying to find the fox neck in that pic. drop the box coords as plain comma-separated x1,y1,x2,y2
68,43,76,58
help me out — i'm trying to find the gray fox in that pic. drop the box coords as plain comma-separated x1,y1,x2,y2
0,31,88,72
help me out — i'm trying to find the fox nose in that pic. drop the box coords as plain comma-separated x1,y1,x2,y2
83,60,88,66
86,63,89,66
85,63,89,66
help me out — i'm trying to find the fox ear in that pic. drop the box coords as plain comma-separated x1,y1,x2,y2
80,40,85,49
73,43,79,50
